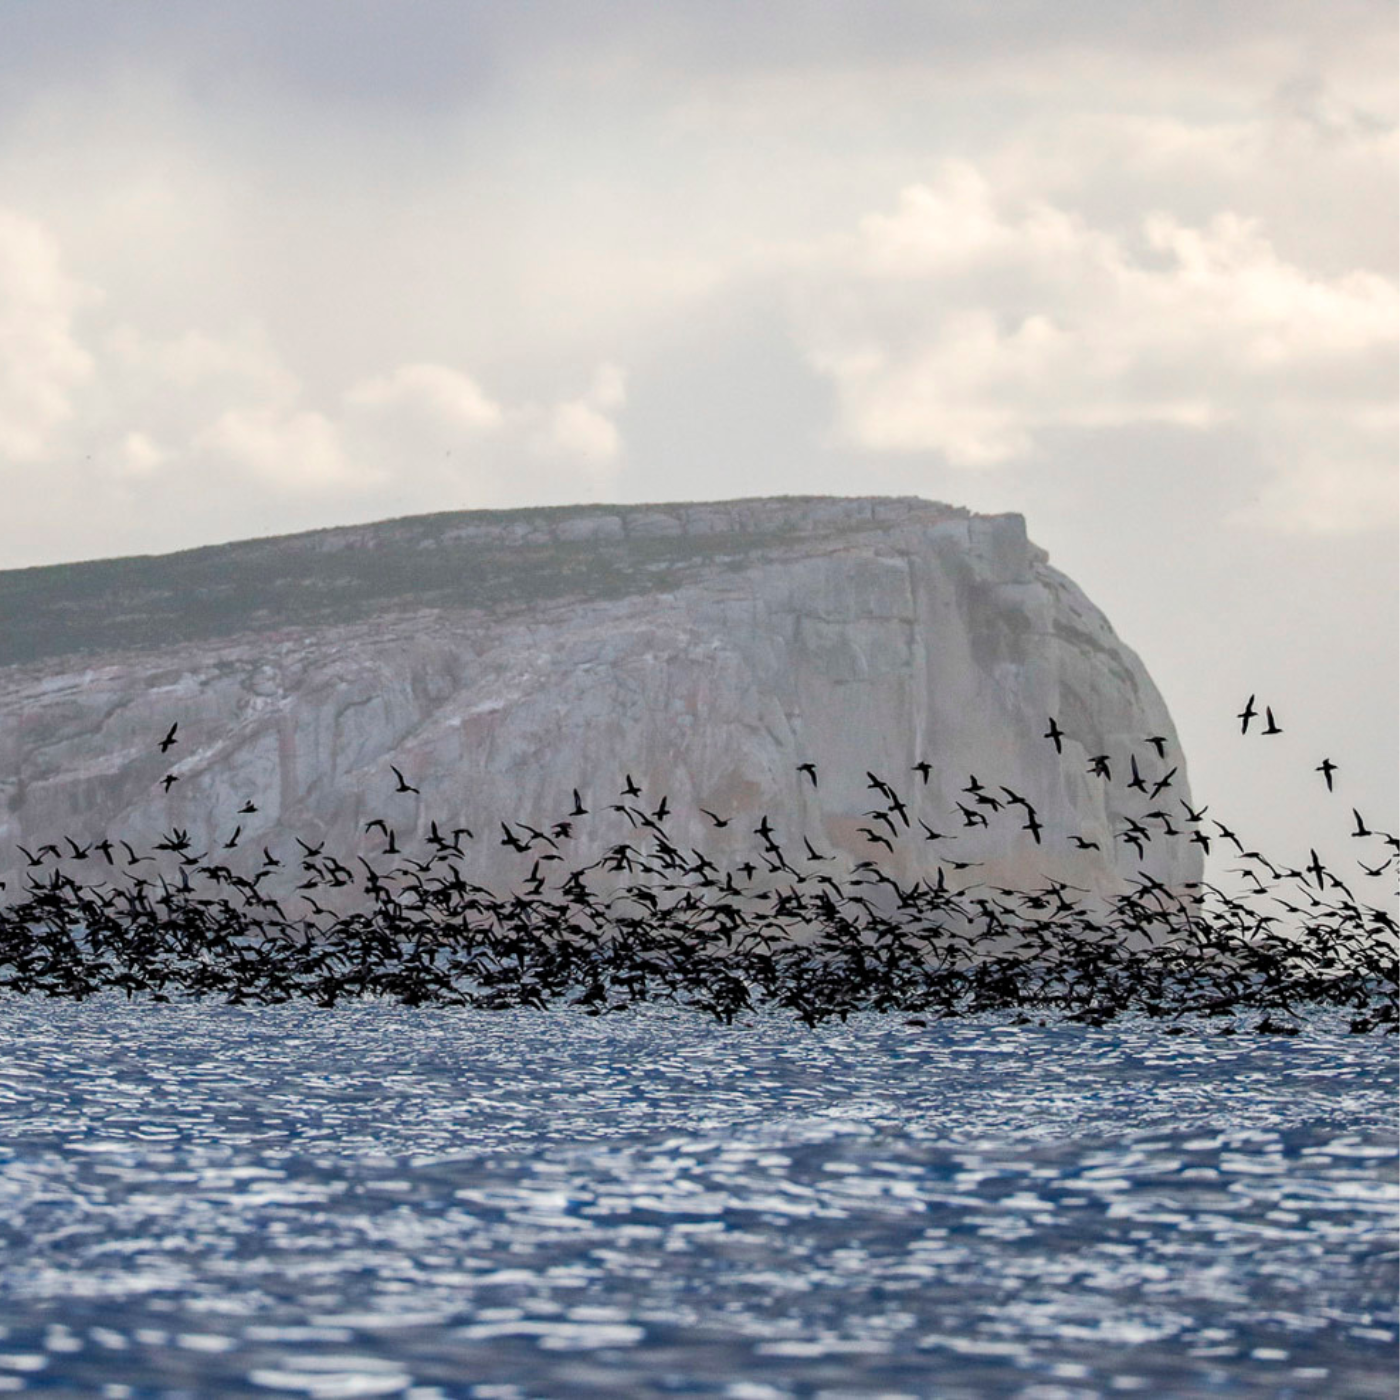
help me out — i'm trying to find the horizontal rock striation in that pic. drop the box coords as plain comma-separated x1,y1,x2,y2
0,496,1200,903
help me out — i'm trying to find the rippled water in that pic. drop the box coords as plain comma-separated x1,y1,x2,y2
0,997,1394,1399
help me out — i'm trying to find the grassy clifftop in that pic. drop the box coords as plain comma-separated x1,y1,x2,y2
0,496,960,669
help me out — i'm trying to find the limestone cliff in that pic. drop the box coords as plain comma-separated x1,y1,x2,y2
0,496,1200,901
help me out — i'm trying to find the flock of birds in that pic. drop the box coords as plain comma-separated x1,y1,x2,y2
0,699,1394,1033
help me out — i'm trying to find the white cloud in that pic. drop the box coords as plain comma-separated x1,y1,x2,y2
793,161,1398,525
0,209,94,459
343,362,503,431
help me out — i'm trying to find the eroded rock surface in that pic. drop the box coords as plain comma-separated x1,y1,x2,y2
0,496,1200,900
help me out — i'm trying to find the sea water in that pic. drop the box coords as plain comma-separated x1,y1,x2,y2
0,996,1393,1399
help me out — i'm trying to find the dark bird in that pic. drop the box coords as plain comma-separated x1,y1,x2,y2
1149,766,1177,799
859,827,894,851
1044,717,1065,754
238,801,258,814
622,774,642,797
158,722,179,753
700,808,729,828
912,761,932,784
1070,835,1101,851
1022,810,1043,845
1238,694,1257,734
1127,755,1147,793
1262,707,1282,735
570,789,588,816
918,821,951,841
390,765,420,795
1145,736,1168,758
1180,800,1209,824
1306,848,1327,891
1351,808,1372,838
224,826,242,850
796,762,818,788
1088,755,1112,780
161,773,179,792
1315,759,1337,792
653,795,670,821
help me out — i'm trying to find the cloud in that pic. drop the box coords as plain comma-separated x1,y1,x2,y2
792,161,1398,527
533,362,628,481
0,209,94,459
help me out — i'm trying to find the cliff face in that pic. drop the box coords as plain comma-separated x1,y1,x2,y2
0,496,1200,900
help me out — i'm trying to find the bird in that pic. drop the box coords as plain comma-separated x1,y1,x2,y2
796,762,818,788
1351,809,1372,838
1149,767,1177,799
622,774,642,797
390,765,420,795
1127,755,1147,793
238,801,258,815
700,808,729,828
1238,694,1257,734
158,723,179,753
1145,736,1168,758
161,773,179,792
1315,759,1337,792
1044,717,1065,754
1088,755,1112,780
1262,707,1282,736
912,761,932,784
570,789,588,816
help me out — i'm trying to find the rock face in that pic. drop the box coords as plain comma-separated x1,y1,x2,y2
0,496,1200,902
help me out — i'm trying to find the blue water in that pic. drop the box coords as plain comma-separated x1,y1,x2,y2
0,997,1394,1399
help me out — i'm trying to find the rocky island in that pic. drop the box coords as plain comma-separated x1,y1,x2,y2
0,496,1200,901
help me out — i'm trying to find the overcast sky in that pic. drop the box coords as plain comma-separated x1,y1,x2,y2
1,1,1395,879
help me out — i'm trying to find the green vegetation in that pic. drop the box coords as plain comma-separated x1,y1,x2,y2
0,498,870,669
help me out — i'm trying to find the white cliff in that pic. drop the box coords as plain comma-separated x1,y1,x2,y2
0,496,1201,901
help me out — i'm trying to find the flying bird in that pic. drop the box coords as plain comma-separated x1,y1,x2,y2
796,762,818,788
1262,707,1282,735
390,766,420,795
158,723,179,753
1044,717,1065,754
1238,694,1257,734
1315,759,1337,792
1145,736,1168,758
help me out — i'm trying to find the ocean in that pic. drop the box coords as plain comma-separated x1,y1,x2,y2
0,996,1394,1399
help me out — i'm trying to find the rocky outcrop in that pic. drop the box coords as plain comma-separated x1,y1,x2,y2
0,496,1200,902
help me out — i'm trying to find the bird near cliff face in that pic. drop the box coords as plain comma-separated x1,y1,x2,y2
390,765,420,795
158,723,179,753
796,762,818,787
1044,717,1065,754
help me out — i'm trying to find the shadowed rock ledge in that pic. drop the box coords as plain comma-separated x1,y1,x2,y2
0,495,1200,899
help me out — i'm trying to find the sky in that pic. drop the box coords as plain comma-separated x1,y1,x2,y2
0,1,1395,884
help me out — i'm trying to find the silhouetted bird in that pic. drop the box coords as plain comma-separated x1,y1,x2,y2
1089,755,1112,779
796,762,818,787
1044,717,1065,754
1238,694,1257,734
1127,755,1147,793
912,761,932,784
158,723,179,753
700,808,729,828
1316,759,1337,791
161,773,179,792
1145,736,1167,758
570,789,588,816
1262,707,1282,735
390,766,420,795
